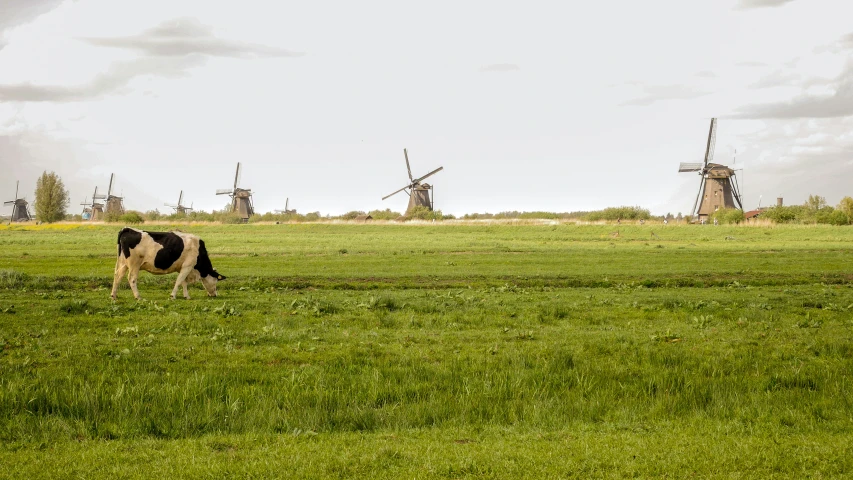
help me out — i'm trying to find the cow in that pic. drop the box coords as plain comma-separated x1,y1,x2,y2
111,228,226,300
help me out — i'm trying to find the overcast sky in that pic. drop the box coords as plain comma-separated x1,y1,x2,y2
1,0,851,216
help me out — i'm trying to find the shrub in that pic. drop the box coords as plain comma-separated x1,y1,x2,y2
585,206,651,221
119,211,145,224
816,208,849,226
339,211,366,220
368,209,402,221
407,206,444,221
711,208,744,225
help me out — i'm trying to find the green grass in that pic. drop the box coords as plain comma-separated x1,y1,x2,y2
1,223,852,478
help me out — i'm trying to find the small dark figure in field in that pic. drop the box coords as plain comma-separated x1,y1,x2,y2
111,227,226,300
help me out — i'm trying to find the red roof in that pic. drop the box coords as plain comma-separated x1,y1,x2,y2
744,210,762,219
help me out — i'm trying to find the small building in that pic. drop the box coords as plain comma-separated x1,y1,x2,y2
354,214,373,222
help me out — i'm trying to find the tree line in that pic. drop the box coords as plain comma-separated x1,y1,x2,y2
8,171,853,226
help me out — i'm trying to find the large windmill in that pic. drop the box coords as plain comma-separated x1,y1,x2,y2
678,118,743,222
382,148,444,215
216,162,254,221
165,190,193,215
103,174,125,216
3,181,32,222
81,186,106,220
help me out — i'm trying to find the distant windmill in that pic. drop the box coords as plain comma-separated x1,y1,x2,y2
81,186,106,221
678,118,743,222
103,174,125,216
382,148,444,215
3,181,32,222
165,190,193,215
274,198,296,214
216,162,254,221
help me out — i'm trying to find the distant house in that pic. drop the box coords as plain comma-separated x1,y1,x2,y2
354,214,373,222
744,209,763,222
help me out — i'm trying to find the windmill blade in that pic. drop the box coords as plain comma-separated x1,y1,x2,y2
382,184,411,201
691,175,706,217
703,118,717,166
15,180,19,199
178,190,183,207
234,162,241,190
731,173,744,210
404,149,413,182
216,189,234,195
3,201,14,206
678,162,703,173
414,166,444,184
107,174,115,196
165,203,179,208
285,198,289,211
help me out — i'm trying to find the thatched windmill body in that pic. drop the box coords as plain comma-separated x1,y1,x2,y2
165,190,193,215
216,162,254,221
382,148,444,215
103,174,125,216
3,181,32,222
678,118,743,222
81,186,106,220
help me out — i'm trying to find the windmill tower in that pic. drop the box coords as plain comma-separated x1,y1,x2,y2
382,148,444,215
103,174,125,216
3,181,32,222
678,118,743,222
165,190,193,215
81,186,106,221
274,198,296,214
216,162,254,221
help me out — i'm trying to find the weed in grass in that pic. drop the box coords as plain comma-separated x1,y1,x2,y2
58,299,89,314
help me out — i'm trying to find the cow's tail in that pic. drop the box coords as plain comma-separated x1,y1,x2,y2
115,227,130,273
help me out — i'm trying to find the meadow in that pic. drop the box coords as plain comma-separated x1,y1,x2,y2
0,222,852,478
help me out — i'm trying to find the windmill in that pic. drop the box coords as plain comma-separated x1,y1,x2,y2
81,186,106,221
165,190,193,215
103,174,125,216
216,162,254,221
3,181,32,222
274,198,296,215
382,148,444,215
678,118,743,222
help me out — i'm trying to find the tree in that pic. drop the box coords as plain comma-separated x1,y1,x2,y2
34,171,70,223
804,194,827,211
838,196,853,224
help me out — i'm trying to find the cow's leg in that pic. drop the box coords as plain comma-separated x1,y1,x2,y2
182,281,190,300
128,267,142,300
171,267,193,300
111,258,128,300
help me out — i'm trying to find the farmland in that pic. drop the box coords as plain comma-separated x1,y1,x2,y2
1,222,852,478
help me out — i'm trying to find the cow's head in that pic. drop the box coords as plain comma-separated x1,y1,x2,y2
201,271,226,297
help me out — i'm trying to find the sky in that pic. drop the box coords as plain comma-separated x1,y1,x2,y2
1,0,852,217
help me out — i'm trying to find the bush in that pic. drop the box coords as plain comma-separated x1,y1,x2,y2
407,206,445,221
585,206,651,221
119,211,145,224
711,208,744,225
816,208,849,226
367,209,402,220
339,211,366,220
217,212,245,224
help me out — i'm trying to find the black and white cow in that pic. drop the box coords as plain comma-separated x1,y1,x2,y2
111,228,226,300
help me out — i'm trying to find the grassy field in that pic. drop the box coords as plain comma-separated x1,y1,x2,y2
1,222,852,478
